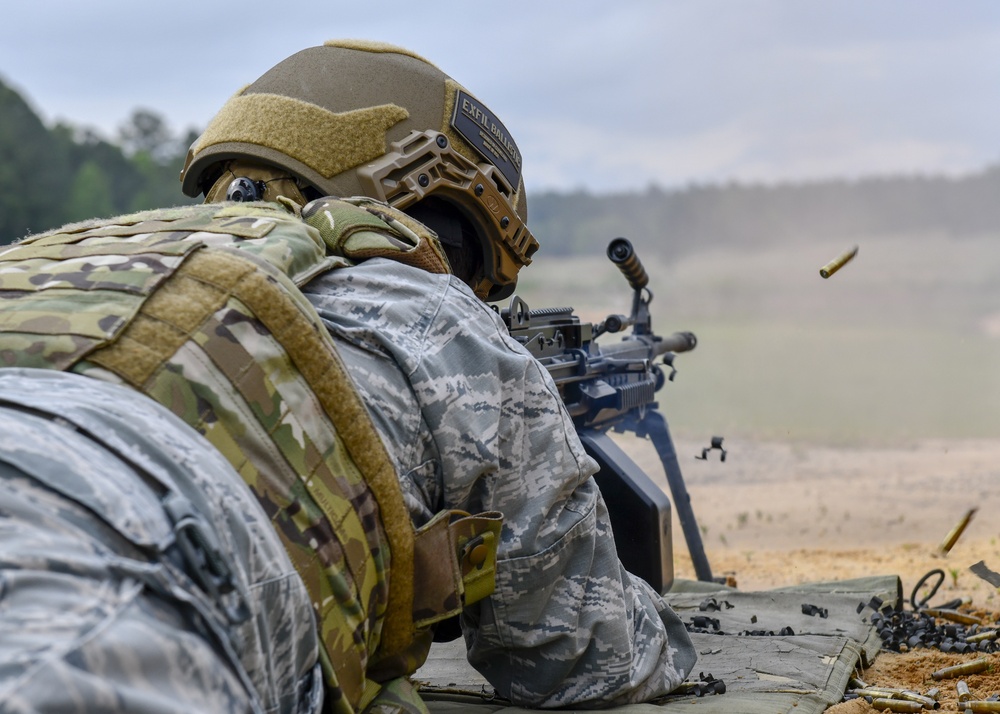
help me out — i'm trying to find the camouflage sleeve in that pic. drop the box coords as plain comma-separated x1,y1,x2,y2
0,369,320,714
303,260,696,708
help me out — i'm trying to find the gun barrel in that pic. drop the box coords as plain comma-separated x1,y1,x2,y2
597,331,697,365
660,331,697,354
607,238,649,291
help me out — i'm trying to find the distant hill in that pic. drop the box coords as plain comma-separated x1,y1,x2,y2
2,75,998,253
529,168,1000,259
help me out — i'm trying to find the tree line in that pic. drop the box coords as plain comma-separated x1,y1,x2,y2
530,168,1000,261
0,77,197,243
2,76,998,253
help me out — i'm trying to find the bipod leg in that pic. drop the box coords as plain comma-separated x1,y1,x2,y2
643,410,714,582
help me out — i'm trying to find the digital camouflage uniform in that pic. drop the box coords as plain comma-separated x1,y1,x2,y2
171,34,696,702
302,257,698,708
0,368,320,714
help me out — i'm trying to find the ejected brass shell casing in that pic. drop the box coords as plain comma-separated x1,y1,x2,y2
854,687,905,699
897,689,940,708
924,687,941,701
967,630,1000,643
931,657,991,680
922,608,985,626
870,697,924,712
938,507,978,555
848,676,869,689
967,702,1000,712
957,680,973,701
819,245,858,278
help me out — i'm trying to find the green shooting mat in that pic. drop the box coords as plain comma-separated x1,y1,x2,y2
414,575,902,714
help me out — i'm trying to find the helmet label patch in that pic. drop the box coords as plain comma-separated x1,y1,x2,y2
451,90,522,188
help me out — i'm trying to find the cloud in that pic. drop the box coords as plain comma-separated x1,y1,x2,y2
520,121,760,191
732,134,984,183
1,0,998,192
521,116,986,192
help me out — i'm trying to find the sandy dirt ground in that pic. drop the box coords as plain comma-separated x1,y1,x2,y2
617,435,1000,710
619,435,1000,601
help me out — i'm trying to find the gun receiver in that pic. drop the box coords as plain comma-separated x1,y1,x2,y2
500,238,714,591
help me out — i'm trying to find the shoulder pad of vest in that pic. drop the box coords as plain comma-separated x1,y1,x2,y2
301,196,452,276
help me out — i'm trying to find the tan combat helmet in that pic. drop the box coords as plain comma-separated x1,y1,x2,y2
181,39,539,301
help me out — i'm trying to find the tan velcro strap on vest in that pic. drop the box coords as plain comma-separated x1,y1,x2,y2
411,510,502,629
452,511,503,607
87,246,418,661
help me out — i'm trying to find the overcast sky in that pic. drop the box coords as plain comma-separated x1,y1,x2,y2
1,1,998,193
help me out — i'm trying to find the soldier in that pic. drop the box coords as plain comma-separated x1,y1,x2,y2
180,40,696,708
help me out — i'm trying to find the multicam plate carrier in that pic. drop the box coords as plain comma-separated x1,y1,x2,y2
0,199,500,713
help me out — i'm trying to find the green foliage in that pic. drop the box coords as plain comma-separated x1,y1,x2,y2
118,108,172,160
0,78,197,244
65,160,114,222
0,80,69,240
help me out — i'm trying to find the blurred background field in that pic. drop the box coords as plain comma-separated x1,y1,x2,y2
512,231,1000,446
513,227,1000,586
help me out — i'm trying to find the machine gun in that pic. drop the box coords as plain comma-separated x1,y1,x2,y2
499,238,713,593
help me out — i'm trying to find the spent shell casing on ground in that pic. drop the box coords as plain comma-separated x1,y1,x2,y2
853,687,905,699
870,697,925,712
819,245,859,278
958,680,973,701
922,608,985,626
931,657,991,680
938,507,978,555
898,689,940,708
968,631,1000,643
967,702,1000,712
924,687,941,701
849,676,869,689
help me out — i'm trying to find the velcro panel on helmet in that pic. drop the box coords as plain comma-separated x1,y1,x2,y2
194,92,409,179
